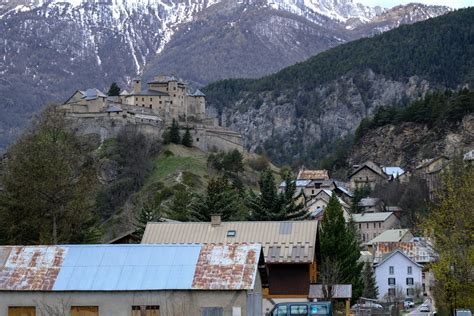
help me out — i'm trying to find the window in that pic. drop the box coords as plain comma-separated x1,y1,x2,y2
196,138,200,142
135,97,138,101
159,101,162,104
388,278,395,285
389,266,394,274
290,305,308,315
272,305,288,316
71,306,99,316
374,223,376,228
8,307,36,316
406,277,414,285
132,306,160,316
202,307,223,316
227,230,236,237
362,234,365,242
373,233,376,238
367,223,369,228
408,266,412,275
407,288,415,296
379,222,381,228
310,305,329,315
388,288,396,296
170,101,173,105
312,190,315,195
359,224,361,229
149,105,152,108
142,97,144,101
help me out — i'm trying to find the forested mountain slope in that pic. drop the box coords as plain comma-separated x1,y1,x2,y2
204,8,474,166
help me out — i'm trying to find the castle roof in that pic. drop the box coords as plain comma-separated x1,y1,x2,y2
192,89,206,97
128,89,169,97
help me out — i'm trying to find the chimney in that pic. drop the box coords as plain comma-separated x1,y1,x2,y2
133,78,141,93
211,214,221,227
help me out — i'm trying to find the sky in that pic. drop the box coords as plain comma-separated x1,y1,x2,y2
356,0,474,9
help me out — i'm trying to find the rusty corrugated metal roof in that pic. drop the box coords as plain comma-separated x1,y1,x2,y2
373,240,436,264
297,169,329,180
0,244,262,291
142,221,319,264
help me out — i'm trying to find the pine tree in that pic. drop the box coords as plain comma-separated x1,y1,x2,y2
135,203,160,238
107,82,121,96
191,177,245,221
169,119,181,144
247,169,308,221
181,127,193,147
320,193,364,301
362,261,379,299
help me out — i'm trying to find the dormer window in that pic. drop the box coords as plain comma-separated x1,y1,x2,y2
227,230,236,237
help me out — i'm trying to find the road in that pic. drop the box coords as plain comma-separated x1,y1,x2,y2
407,299,432,316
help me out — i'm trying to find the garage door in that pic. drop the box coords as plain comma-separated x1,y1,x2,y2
71,306,99,316
8,307,36,316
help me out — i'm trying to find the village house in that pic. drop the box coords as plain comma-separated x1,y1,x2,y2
352,212,400,244
306,189,351,222
141,216,320,306
357,197,384,213
0,244,267,316
372,239,436,295
374,250,423,301
349,161,389,190
415,155,450,198
366,229,414,248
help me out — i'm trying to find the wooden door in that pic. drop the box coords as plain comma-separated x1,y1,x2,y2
71,306,99,316
8,307,36,316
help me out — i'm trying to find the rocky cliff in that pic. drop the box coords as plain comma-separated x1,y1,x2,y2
348,114,474,168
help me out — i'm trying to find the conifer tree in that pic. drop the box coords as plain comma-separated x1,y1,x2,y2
135,203,160,238
169,119,181,144
191,177,245,221
362,261,379,299
320,193,363,300
181,127,193,147
247,170,308,221
107,82,121,96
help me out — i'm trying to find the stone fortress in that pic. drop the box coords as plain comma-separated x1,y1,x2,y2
59,75,243,152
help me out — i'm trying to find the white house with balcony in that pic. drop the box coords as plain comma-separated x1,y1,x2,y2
374,250,423,301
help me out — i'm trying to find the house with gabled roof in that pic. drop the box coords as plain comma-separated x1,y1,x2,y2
0,244,267,316
352,212,400,244
374,250,423,301
306,189,351,222
349,161,389,190
141,216,320,301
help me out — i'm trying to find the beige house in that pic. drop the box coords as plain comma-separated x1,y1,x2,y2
349,161,389,190
141,217,320,302
352,212,400,244
415,156,450,198
367,229,414,248
62,88,107,112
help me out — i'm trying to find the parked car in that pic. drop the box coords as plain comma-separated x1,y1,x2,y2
456,309,472,316
420,305,430,312
269,302,333,316
404,298,415,308
351,302,383,310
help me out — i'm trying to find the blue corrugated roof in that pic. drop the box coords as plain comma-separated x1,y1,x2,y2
53,244,201,291
382,166,405,178
0,244,262,292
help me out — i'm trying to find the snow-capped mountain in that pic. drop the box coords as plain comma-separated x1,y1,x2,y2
0,0,450,149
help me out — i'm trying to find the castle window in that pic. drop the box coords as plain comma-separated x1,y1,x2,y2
149,105,152,109
170,101,173,105
174,94,176,97
196,138,199,142
135,97,138,101
150,98,152,101
159,101,162,104
142,97,144,101
174,87,176,90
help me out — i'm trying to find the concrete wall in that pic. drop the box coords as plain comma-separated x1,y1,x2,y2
375,252,423,301
0,290,258,316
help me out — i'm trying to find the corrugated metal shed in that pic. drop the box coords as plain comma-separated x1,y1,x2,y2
309,284,352,299
0,244,262,292
142,221,318,264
